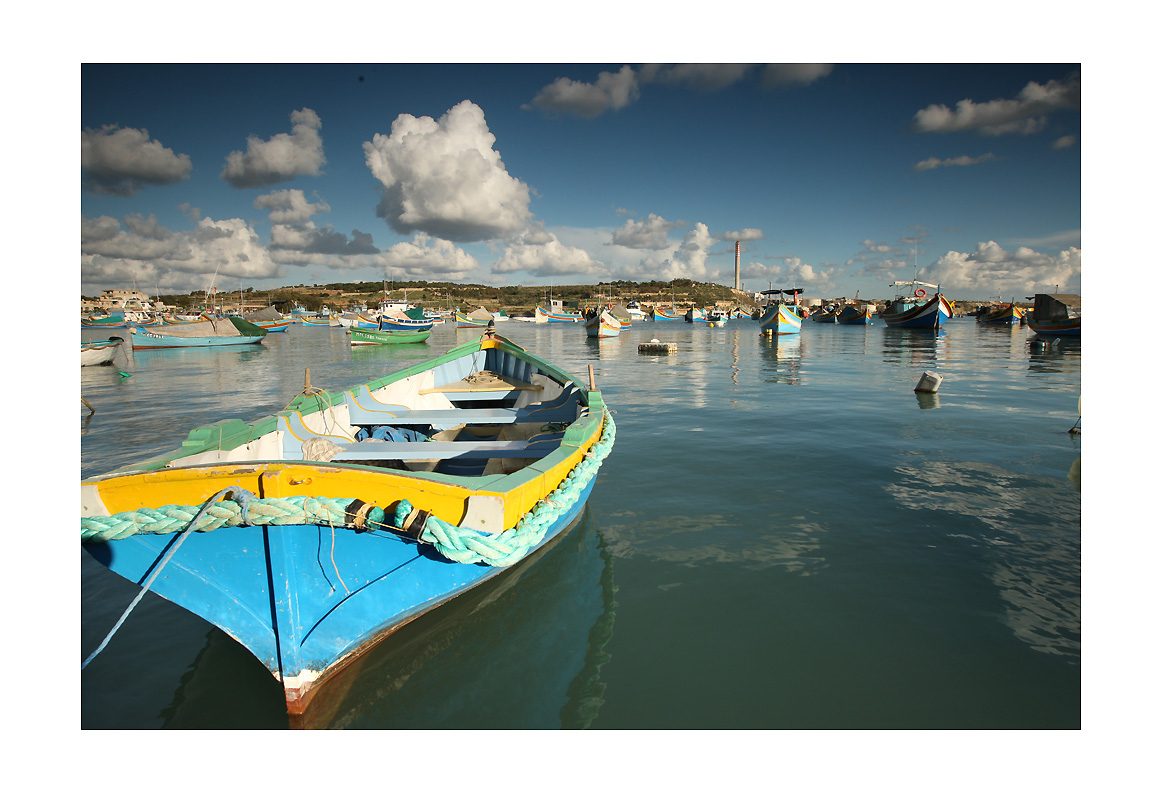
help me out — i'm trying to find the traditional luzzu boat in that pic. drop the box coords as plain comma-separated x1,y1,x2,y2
80,330,616,718
378,307,435,332
757,289,804,334
1026,293,1081,337
836,304,875,325
650,306,681,321
758,302,804,335
534,305,583,323
81,336,125,366
585,308,623,338
349,326,431,346
456,307,494,328
684,308,706,323
976,302,1024,325
301,314,335,327
130,316,268,349
879,281,952,329
245,306,293,332
810,306,838,323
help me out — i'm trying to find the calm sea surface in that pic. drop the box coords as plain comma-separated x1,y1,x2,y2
80,314,1081,729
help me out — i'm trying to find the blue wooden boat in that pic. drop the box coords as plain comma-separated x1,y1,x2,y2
377,305,434,332
879,281,951,329
758,289,804,334
684,308,707,322
758,302,803,335
534,305,583,323
80,330,615,718
130,317,268,349
650,307,681,321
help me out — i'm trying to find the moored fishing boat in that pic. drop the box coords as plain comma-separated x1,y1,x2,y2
80,330,615,718
585,308,623,338
836,304,875,325
758,289,804,334
758,302,803,335
879,281,951,329
534,305,583,323
456,307,494,328
706,308,729,325
350,326,432,346
976,302,1024,325
245,306,293,332
378,307,435,332
81,336,125,366
684,308,706,323
1026,293,1081,337
810,305,839,323
129,317,268,349
301,314,335,327
650,306,681,321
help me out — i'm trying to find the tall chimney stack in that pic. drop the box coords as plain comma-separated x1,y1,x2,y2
734,241,741,291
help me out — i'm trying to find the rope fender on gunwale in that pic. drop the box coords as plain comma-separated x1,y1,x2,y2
81,410,616,568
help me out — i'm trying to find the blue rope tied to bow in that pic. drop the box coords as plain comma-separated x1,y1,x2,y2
81,487,255,670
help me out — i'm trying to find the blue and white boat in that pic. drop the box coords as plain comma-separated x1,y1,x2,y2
81,331,616,719
880,281,951,329
758,289,804,334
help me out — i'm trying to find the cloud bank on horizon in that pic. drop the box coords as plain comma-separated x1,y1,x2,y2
80,63,1081,300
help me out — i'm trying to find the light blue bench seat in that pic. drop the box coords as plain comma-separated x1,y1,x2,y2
343,383,583,428
329,439,555,462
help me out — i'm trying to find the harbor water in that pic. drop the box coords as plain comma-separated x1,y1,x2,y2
80,315,1081,729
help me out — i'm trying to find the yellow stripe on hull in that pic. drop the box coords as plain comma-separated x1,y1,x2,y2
84,416,603,532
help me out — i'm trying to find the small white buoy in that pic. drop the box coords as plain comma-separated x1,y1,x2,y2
914,370,943,393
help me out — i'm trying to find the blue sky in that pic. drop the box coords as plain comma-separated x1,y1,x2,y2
81,62,1081,302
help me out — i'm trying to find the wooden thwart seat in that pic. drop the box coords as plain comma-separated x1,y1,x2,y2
329,439,555,461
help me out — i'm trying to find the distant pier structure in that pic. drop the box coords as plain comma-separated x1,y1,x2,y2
734,241,741,291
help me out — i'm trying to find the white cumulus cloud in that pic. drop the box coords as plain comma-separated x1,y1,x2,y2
524,66,641,118
81,125,192,196
254,189,330,224
363,100,533,242
924,241,1081,294
610,213,683,249
911,73,1081,136
221,108,326,188
493,226,606,278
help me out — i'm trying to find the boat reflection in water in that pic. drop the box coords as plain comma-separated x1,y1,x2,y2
758,333,803,386
159,510,616,729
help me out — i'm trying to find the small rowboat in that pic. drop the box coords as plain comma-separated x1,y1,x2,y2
349,326,432,346
81,330,615,718
81,336,125,366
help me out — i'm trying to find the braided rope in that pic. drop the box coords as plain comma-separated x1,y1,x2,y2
81,411,616,568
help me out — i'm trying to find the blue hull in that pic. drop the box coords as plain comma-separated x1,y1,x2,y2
84,475,595,712
131,334,265,349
